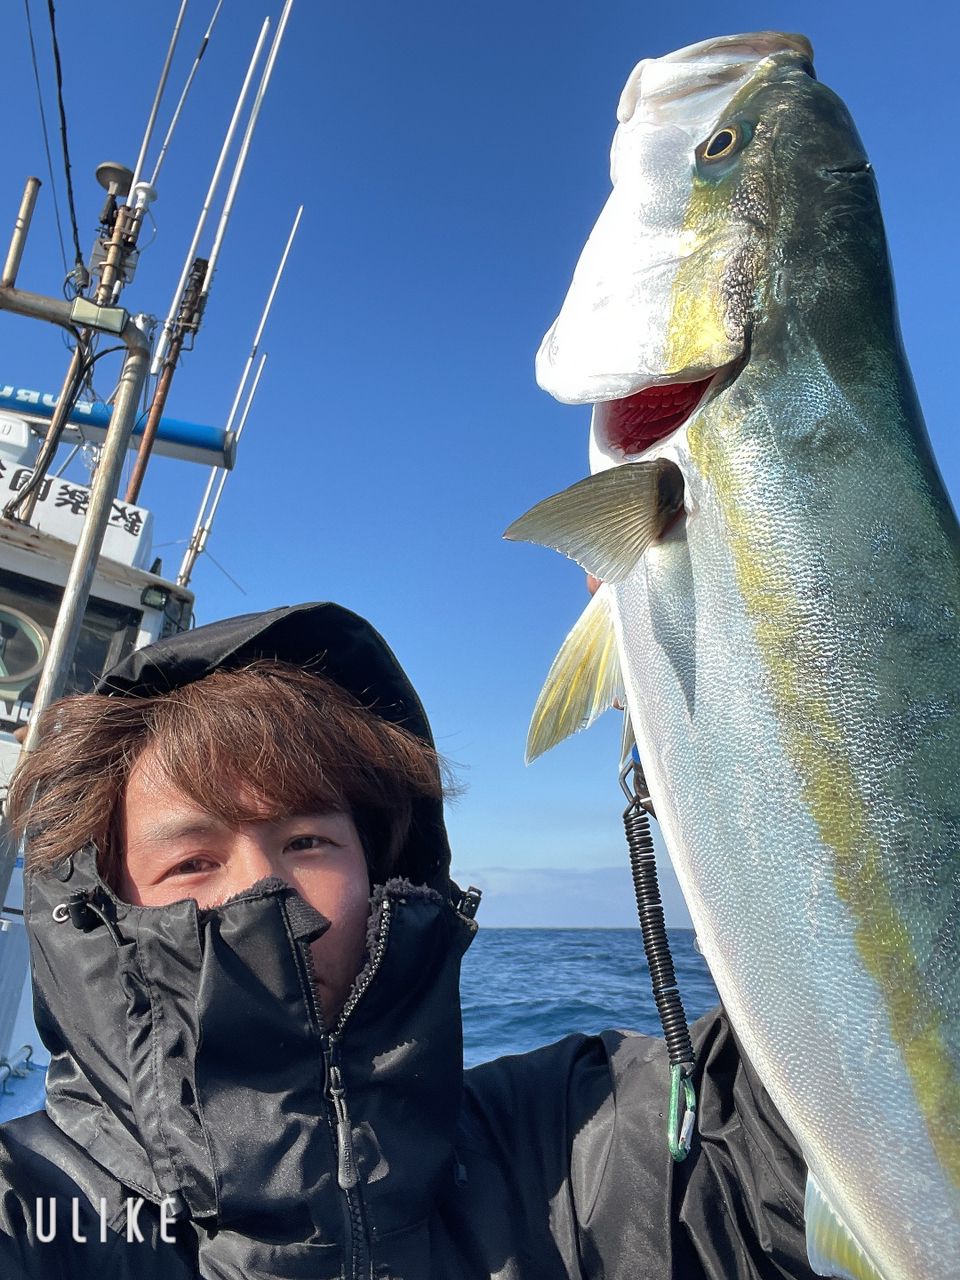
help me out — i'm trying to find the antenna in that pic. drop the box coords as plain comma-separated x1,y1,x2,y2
131,7,297,502
177,351,268,587
178,203,303,586
127,0,189,211
220,204,302,440
152,16,272,375
148,0,226,190
199,0,296,307
95,161,133,199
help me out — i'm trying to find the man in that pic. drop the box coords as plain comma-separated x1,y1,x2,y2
0,601,813,1277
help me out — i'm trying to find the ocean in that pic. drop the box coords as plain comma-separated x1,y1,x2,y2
0,928,717,1123
461,927,718,1068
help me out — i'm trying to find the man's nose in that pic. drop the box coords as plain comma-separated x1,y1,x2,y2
227,835,285,891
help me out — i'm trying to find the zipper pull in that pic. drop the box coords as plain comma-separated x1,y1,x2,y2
328,1063,359,1190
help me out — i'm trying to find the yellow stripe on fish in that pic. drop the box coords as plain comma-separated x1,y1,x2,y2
686,404,960,1190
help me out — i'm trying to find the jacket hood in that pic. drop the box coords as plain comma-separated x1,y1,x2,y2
28,852,475,1242
24,602,477,1248
98,600,452,890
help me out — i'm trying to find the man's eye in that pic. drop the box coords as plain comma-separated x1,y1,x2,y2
170,857,216,877
287,835,336,853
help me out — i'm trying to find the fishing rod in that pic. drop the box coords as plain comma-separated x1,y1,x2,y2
178,202,302,587
126,16,273,501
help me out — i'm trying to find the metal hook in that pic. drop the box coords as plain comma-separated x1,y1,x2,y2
619,748,656,816
668,1062,697,1162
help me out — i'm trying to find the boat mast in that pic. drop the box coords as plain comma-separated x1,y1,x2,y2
0,182,151,910
0,1,196,911
3,3,189,528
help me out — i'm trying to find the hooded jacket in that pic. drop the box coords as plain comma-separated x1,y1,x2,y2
0,602,814,1279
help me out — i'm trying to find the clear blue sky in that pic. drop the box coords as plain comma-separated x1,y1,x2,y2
2,1,957,926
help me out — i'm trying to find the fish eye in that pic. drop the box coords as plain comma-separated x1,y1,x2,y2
697,121,751,166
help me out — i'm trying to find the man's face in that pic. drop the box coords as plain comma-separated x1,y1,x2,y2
119,753,371,1024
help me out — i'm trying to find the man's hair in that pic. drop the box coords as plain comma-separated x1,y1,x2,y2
7,661,447,888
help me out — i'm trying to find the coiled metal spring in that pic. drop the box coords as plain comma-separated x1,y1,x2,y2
623,799,695,1068
621,752,697,1160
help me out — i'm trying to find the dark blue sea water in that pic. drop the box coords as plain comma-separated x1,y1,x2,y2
461,927,718,1069
0,929,717,1122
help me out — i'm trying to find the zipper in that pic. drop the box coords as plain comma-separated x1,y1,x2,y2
327,1058,358,1190
334,896,393,1033
318,895,394,1279
323,1038,369,1280
289,929,366,1278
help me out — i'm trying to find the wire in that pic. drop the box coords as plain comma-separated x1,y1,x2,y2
5,335,125,503
203,549,247,594
0,335,127,516
52,443,81,478
2,336,90,518
45,0,84,275
78,342,125,402
22,0,67,275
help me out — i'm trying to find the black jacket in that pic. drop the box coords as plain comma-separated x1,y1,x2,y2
0,602,814,1278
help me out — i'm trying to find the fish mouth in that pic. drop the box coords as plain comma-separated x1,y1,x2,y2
595,363,738,457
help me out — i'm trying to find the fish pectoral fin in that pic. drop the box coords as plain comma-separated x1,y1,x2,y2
804,1174,885,1280
503,459,684,583
526,584,624,762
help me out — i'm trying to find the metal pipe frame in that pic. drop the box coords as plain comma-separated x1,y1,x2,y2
1,178,41,288
0,282,150,909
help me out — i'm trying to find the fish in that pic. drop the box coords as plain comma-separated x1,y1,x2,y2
505,31,960,1280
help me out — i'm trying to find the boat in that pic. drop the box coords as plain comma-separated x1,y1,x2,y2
0,0,298,1123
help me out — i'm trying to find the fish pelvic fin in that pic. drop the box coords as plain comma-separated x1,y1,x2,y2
504,459,684,583
526,585,624,762
804,1174,886,1280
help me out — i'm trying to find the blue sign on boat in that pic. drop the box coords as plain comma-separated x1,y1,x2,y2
0,383,235,469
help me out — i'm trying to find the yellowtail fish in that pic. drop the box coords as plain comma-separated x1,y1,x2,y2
506,32,960,1280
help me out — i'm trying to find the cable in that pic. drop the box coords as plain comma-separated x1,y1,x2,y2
77,342,125,402
2,334,95,517
22,0,67,275
45,0,84,275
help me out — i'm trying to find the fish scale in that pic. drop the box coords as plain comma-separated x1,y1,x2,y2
508,30,960,1280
